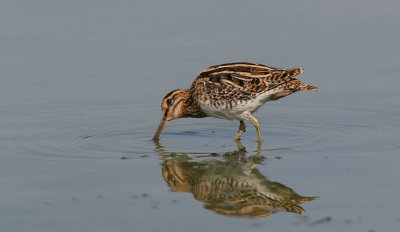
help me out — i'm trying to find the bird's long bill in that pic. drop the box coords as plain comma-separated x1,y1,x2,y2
153,117,168,140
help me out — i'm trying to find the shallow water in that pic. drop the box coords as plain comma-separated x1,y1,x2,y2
1,1,400,232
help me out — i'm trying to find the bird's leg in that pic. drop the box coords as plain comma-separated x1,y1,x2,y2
234,120,246,141
234,139,246,152
246,112,262,142
255,140,262,157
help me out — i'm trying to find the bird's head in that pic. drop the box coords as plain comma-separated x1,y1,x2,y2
153,89,189,140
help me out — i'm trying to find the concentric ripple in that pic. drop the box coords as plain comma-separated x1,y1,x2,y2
259,104,400,154
0,103,156,161
1,103,399,161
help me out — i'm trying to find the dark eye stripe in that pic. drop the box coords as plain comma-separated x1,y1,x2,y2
172,99,181,107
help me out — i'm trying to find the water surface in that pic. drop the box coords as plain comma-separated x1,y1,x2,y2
1,1,400,232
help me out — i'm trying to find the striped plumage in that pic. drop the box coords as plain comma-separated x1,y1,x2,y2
162,157,318,218
153,62,319,141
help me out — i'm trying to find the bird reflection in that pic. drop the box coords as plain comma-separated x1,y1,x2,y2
154,141,318,218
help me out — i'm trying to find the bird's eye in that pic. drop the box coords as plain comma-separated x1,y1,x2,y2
166,99,172,105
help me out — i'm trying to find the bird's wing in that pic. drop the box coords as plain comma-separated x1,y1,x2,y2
190,62,305,102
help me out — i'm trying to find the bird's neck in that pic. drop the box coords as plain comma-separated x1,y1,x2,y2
181,89,207,118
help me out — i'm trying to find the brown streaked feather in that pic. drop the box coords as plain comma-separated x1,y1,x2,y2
191,63,318,103
198,62,280,79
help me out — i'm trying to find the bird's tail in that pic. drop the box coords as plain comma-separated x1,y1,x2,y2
287,68,319,91
300,84,319,91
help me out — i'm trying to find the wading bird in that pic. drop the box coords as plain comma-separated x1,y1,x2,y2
153,62,319,142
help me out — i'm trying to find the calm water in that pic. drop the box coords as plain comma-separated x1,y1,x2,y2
1,1,400,232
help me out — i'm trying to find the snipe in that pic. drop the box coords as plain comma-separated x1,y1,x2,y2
153,62,319,142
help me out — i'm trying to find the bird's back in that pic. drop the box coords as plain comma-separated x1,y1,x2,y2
189,62,318,119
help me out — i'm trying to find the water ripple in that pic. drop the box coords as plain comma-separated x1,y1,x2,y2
1,103,398,161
